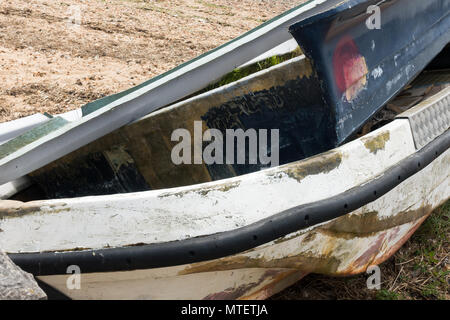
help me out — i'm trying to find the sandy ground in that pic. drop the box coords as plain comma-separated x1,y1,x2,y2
0,0,303,122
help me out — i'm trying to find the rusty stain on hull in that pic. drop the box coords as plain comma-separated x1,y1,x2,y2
340,213,431,275
179,249,342,276
203,269,308,300
202,269,284,300
179,202,438,279
158,181,241,199
178,215,433,290
240,270,307,300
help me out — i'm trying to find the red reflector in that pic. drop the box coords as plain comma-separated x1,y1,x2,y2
333,36,368,94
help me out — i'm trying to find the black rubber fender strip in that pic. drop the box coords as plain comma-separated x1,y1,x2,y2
9,129,450,276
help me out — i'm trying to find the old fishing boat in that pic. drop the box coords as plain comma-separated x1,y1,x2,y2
0,0,449,299
1,0,449,185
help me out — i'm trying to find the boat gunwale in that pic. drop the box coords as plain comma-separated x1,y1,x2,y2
7,126,449,276
0,0,343,186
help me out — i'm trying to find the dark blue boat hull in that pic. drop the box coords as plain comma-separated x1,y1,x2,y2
289,0,450,145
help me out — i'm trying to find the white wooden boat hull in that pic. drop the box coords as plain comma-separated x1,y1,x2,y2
35,149,447,299
0,0,340,186
2,87,449,300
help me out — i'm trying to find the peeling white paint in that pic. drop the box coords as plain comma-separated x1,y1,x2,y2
372,66,383,79
252,152,449,270
386,72,403,93
394,53,401,67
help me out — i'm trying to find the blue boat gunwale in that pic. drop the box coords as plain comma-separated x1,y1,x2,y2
289,0,450,72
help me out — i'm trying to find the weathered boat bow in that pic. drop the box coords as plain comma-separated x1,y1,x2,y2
289,0,450,145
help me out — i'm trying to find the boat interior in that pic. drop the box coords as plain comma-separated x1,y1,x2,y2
7,43,450,202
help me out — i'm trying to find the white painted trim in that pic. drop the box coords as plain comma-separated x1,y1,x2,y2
0,109,83,146
57,109,83,123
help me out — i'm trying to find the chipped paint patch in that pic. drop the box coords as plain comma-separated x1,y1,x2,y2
371,66,383,79
0,200,42,219
202,269,284,300
405,64,415,77
386,72,403,92
333,36,369,101
362,131,390,154
270,150,342,182
240,270,307,300
321,205,432,235
158,181,241,198
344,60,368,101
103,145,135,174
